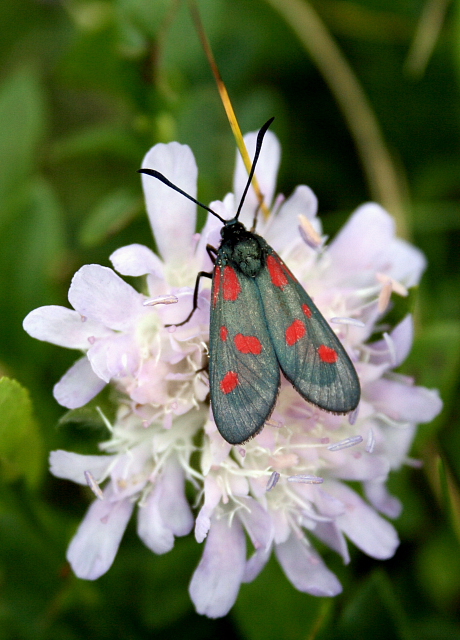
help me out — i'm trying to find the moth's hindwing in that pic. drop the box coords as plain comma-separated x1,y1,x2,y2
255,242,360,413
209,259,280,444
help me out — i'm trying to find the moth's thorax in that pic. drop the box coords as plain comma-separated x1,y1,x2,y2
220,220,266,277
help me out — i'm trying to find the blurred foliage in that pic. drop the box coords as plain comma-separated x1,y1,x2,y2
0,0,459,637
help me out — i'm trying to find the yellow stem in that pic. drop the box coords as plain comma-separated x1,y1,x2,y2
189,0,271,218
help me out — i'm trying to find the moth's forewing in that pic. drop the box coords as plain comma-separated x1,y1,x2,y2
255,242,360,413
209,260,280,444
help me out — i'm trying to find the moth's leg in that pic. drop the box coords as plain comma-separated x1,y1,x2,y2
207,245,218,262
166,245,217,327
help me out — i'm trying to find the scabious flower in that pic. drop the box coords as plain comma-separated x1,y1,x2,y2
24,127,442,618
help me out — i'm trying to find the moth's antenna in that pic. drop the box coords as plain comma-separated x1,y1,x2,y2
138,168,226,224
235,117,274,221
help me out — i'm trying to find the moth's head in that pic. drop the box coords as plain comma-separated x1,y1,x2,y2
220,218,246,240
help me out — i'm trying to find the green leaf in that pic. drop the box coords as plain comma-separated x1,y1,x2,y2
0,378,43,487
437,457,460,544
233,555,332,640
78,187,142,247
336,570,411,640
416,527,460,612
50,125,143,163
406,321,460,445
0,66,46,212
14,177,66,306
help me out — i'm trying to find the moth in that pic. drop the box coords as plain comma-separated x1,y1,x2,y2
139,118,360,444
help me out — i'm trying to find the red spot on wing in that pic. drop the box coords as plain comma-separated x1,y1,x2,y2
286,319,306,346
318,345,338,363
234,333,263,354
302,304,312,318
267,255,288,289
220,326,229,341
213,266,221,308
223,266,241,301
220,371,239,394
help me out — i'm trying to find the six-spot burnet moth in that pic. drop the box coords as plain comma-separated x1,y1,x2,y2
139,118,360,445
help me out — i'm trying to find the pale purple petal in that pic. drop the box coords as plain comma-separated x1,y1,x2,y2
365,481,402,518
108,444,151,500
110,244,164,278
366,379,443,423
129,359,170,404
87,333,141,383
328,203,393,270
195,203,227,271
237,493,274,583
329,482,399,559
264,185,319,251
233,130,280,228
49,450,115,484
69,265,146,331
23,306,111,349
243,545,271,583
67,489,134,579
195,475,222,543
141,142,197,264
385,237,426,287
380,424,417,469
371,315,413,367
275,534,342,596
328,204,426,285
189,516,246,618
137,457,193,554
53,357,106,408
238,498,273,551
327,451,390,482
313,522,350,564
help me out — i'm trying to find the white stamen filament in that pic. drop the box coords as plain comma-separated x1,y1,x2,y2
143,294,178,306
287,475,324,484
84,470,104,500
330,317,365,328
366,428,376,453
96,406,113,433
374,413,411,429
383,331,397,366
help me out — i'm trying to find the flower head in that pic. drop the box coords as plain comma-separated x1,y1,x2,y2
24,127,442,618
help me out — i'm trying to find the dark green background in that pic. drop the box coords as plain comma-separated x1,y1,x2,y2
0,0,459,638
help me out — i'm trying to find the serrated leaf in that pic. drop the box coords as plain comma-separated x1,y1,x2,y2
0,378,43,487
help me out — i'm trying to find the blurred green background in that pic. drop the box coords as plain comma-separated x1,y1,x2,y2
1,0,459,638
